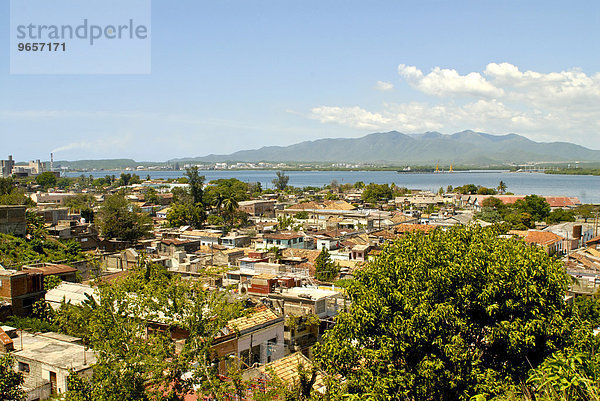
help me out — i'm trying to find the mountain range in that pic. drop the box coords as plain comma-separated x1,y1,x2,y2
172,130,600,165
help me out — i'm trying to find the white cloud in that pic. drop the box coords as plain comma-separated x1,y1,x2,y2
309,63,600,147
374,81,394,91
398,64,504,98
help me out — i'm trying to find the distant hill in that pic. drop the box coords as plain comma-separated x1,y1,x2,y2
172,130,600,165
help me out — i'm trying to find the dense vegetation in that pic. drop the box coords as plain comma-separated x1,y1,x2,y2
313,225,599,400
0,233,87,268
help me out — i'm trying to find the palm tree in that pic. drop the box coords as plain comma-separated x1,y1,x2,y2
214,191,224,214
222,194,239,228
497,180,507,194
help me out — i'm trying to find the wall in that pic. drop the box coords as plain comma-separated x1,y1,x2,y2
0,206,27,237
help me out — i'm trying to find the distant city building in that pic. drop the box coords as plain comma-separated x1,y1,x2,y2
0,155,14,178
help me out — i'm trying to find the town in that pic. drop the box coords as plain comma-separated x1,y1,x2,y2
1,153,599,400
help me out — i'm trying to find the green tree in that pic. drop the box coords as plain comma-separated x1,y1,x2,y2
35,172,58,189
185,166,205,205
272,171,290,191
44,275,62,291
361,183,393,204
514,195,551,222
98,193,152,242
314,225,569,400
497,180,507,194
314,248,339,282
0,179,34,206
455,184,479,195
547,208,576,224
222,194,239,228
144,187,160,205
61,259,245,400
0,354,25,401
166,202,205,228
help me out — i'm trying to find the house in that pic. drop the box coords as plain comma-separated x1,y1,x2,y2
1,328,95,399
238,251,270,269
45,282,98,311
22,263,79,282
510,230,565,255
35,208,69,225
212,307,285,373
156,207,171,219
30,192,78,206
465,195,581,211
158,238,201,255
46,220,100,250
261,232,305,250
220,232,251,249
268,286,344,319
180,229,223,247
238,200,276,217
0,205,27,237
351,244,371,261
243,352,326,394
0,269,45,316
313,232,341,251
544,223,595,251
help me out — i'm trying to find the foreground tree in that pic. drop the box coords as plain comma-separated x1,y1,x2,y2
0,354,25,401
62,258,245,400
314,225,569,400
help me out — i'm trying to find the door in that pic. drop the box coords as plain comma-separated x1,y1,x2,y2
49,371,57,393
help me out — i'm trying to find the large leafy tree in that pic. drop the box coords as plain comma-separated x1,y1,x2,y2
62,259,245,400
166,202,205,228
514,194,551,222
98,193,152,242
35,171,58,189
361,183,393,204
0,354,25,401
314,225,569,400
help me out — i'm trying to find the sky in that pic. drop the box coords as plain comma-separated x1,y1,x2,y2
1,0,599,161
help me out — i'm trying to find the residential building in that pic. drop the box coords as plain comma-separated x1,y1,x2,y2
212,307,285,373
220,232,251,248
1,328,95,399
0,269,45,316
260,232,305,250
510,230,565,255
238,199,276,217
0,205,27,237
22,263,79,282
35,208,69,225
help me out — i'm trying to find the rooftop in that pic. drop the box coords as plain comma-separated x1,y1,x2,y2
226,307,281,333
13,331,96,372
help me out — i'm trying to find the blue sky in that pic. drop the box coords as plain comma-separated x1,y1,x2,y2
1,0,599,161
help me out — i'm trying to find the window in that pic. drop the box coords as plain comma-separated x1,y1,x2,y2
18,362,30,373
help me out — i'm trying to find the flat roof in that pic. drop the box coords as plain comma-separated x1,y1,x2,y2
13,331,96,372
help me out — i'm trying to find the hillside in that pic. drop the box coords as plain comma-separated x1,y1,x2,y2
173,130,600,165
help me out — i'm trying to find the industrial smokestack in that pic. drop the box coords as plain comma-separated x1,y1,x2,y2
50,153,54,171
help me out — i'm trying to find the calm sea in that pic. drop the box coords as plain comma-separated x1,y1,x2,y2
65,170,600,204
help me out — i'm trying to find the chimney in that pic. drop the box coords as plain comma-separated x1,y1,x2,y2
8,155,12,161
50,153,54,171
